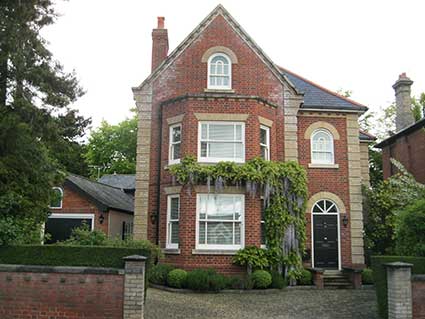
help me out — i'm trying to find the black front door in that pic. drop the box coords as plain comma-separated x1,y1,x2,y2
313,214,338,269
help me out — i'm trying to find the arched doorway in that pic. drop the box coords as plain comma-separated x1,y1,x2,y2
311,199,341,269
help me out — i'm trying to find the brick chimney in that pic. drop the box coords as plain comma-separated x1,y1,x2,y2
151,17,168,72
393,73,414,132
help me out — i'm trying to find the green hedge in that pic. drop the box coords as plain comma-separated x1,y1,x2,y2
0,245,152,269
371,256,425,318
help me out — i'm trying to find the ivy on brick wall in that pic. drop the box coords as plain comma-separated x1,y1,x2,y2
169,156,308,281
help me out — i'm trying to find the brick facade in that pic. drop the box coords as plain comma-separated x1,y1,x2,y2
133,6,368,273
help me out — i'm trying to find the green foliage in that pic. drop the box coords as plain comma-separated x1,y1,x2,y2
0,245,152,269
148,264,175,285
208,273,227,292
362,268,374,285
411,93,425,121
251,270,272,289
364,160,425,256
233,246,269,271
58,223,162,262
297,269,312,285
170,156,308,280
85,115,137,178
224,276,245,289
371,256,425,318
167,269,188,288
185,268,226,292
395,199,425,257
270,271,286,289
0,217,44,246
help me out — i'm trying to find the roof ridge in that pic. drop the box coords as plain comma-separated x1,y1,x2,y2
278,65,367,108
67,173,126,191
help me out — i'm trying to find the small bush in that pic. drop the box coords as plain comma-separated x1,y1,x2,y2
251,270,272,289
186,269,210,291
208,274,226,292
297,269,312,285
270,271,286,289
167,269,187,288
148,264,175,285
362,268,374,284
225,276,244,289
395,199,425,257
243,276,255,290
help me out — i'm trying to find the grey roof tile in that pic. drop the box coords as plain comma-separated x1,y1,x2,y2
98,174,136,190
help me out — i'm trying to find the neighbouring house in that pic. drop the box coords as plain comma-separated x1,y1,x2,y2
46,174,134,243
375,73,425,183
98,174,136,196
132,5,374,274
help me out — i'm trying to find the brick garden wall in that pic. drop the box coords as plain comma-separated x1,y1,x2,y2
412,276,425,319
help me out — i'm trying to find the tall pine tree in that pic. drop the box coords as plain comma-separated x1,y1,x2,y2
0,0,89,243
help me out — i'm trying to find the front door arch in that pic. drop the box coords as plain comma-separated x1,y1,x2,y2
311,199,341,270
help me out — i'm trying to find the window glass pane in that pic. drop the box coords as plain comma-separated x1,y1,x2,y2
209,76,216,86
211,55,227,64
216,61,223,74
260,146,267,159
207,222,233,245
216,76,223,86
201,124,208,139
210,64,216,74
235,125,242,141
327,203,337,213
50,188,62,208
170,197,179,219
199,222,206,244
172,126,181,143
234,143,243,159
172,144,180,160
200,142,208,157
235,223,241,244
207,196,234,220
209,142,234,158
222,76,229,86
223,64,229,75
171,222,179,244
260,128,267,145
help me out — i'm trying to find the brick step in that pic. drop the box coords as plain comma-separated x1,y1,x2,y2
324,282,353,289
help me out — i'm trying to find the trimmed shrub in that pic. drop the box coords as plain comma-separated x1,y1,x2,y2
225,276,244,289
186,269,210,291
395,199,425,257
148,263,175,285
270,271,286,289
297,269,312,285
251,270,272,289
371,255,425,319
0,245,152,269
208,274,226,292
362,268,374,285
167,269,187,288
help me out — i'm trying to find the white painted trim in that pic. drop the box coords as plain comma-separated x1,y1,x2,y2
166,195,180,249
49,187,63,209
311,129,335,165
48,213,95,230
207,53,232,90
195,194,245,251
197,121,245,163
311,199,341,270
260,125,270,160
169,123,182,165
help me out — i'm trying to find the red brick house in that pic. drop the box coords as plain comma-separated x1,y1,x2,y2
132,5,373,274
46,174,134,243
375,74,425,183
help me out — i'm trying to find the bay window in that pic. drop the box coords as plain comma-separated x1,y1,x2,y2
196,194,244,250
198,122,245,163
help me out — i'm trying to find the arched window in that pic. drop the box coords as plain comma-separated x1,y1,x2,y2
49,187,63,209
208,53,231,89
312,199,339,214
311,129,334,164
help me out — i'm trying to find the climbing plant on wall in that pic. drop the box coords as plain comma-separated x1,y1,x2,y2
169,156,308,281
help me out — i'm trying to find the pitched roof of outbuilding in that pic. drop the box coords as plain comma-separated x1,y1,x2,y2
65,174,134,214
375,117,425,148
98,174,136,190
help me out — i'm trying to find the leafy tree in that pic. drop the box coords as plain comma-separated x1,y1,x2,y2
0,1,87,243
85,114,137,178
412,93,425,122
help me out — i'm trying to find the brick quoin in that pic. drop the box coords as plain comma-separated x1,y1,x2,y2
137,8,365,273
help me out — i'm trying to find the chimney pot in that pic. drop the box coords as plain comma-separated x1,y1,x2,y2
157,17,165,29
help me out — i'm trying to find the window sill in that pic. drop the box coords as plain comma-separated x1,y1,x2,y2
192,249,239,255
204,88,235,94
163,248,180,255
308,163,339,169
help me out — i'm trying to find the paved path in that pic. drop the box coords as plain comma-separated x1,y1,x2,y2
145,287,378,319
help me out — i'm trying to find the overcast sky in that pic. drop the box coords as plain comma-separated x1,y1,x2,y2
43,0,425,131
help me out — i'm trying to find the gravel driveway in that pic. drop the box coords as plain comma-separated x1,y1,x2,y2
145,287,378,319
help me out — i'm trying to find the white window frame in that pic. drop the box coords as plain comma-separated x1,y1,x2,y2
47,213,95,230
207,53,232,90
166,195,180,249
260,198,266,248
311,129,334,164
198,121,245,163
196,194,245,251
49,187,63,209
169,124,182,165
260,125,270,160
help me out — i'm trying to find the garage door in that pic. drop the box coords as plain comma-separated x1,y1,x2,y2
45,214,94,244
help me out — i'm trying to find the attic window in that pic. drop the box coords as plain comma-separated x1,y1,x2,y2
208,53,231,90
